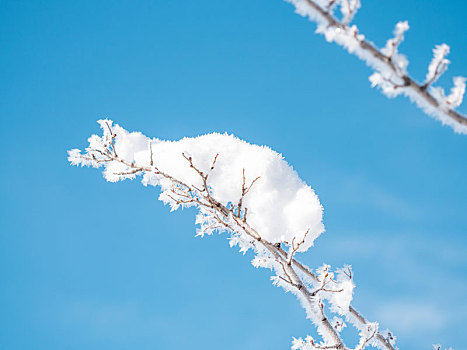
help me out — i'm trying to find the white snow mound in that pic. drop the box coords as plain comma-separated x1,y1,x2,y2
69,120,325,251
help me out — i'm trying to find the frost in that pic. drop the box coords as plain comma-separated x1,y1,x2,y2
328,265,355,314
340,0,360,25
369,71,406,98
354,321,379,350
381,329,397,346
446,77,466,108
381,21,409,74
331,316,346,332
425,44,450,86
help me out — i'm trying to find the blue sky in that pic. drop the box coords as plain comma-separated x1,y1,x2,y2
1,0,466,349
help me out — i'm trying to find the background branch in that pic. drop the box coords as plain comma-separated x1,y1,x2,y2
286,0,467,133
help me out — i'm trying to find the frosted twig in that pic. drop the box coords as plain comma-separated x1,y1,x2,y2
424,44,450,88
286,0,467,133
70,121,447,350
354,325,378,350
72,143,383,349
105,121,118,157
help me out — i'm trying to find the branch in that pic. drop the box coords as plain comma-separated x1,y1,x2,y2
72,145,391,349
284,249,395,350
70,122,429,350
237,168,261,219
287,229,310,264
286,0,467,133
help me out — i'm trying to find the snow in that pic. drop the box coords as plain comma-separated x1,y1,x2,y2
69,120,325,251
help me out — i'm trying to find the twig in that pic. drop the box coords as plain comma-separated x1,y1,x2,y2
287,229,310,265
105,121,118,157
210,153,219,170
237,169,261,218
149,141,154,166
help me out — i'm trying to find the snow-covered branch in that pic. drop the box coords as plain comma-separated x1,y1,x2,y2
67,120,457,349
285,0,467,133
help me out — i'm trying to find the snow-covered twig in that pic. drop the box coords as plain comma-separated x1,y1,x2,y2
67,120,444,350
285,0,467,133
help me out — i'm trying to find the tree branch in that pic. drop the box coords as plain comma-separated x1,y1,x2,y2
69,123,423,350
287,0,467,132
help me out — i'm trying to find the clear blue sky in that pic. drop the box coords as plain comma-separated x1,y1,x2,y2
1,0,466,349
